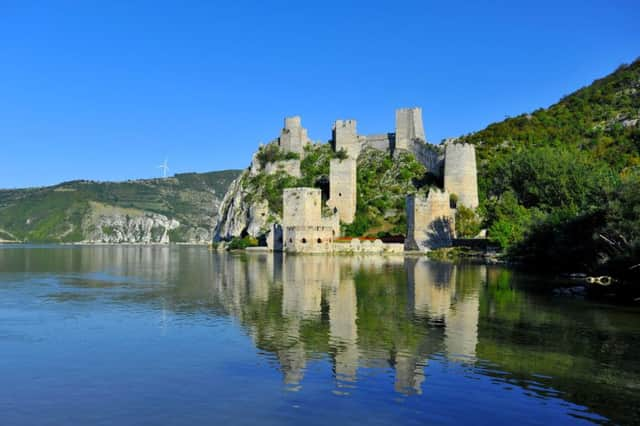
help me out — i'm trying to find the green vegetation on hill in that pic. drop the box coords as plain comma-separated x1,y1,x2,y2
0,170,241,242
460,58,640,277
343,148,435,237
244,143,353,219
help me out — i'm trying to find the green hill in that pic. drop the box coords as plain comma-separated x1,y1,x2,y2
0,170,241,243
459,58,640,277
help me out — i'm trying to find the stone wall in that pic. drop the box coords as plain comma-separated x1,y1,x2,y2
361,133,394,153
284,226,335,253
444,143,479,209
279,116,309,156
405,190,455,251
395,107,426,151
408,140,442,175
250,153,301,177
327,158,357,224
333,120,360,158
263,159,301,177
333,239,404,254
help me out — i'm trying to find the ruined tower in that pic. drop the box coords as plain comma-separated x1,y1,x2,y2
279,116,309,156
444,143,479,209
395,107,426,151
282,188,335,253
405,190,455,251
327,158,357,224
333,120,360,158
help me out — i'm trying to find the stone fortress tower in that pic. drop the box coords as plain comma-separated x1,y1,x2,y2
444,142,479,209
279,116,310,156
332,119,360,158
395,107,426,151
405,190,456,251
327,158,357,224
281,188,338,253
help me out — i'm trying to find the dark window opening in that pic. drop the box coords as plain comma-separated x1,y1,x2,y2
317,238,322,243
301,238,307,244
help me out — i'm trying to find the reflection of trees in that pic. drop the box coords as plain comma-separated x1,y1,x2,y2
477,266,640,424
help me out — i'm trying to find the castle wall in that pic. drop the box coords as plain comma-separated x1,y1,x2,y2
333,120,360,158
408,140,442,175
444,143,479,209
405,190,455,251
279,116,309,156
395,107,426,151
263,159,301,177
361,134,394,153
327,158,357,224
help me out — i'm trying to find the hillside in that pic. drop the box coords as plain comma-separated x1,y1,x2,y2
0,170,241,243
460,58,640,198
458,58,639,277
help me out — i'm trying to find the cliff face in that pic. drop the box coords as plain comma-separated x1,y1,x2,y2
0,170,241,243
213,171,272,241
81,202,180,244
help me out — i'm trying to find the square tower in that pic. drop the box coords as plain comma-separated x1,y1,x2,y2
279,116,309,156
283,187,322,227
332,119,360,158
395,107,426,151
327,158,357,224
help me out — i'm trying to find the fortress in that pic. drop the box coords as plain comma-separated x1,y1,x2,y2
247,107,479,253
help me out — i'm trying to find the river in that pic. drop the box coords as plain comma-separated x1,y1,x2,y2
0,245,638,425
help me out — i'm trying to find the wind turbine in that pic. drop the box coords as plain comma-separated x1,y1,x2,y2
157,158,169,178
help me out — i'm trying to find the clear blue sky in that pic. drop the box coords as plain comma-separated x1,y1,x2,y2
1,0,638,188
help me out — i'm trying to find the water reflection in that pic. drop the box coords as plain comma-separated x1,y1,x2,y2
1,246,639,424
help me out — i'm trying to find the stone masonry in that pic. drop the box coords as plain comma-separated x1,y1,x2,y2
327,158,357,224
395,107,426,151
333,120,360,158
279,116,309,156
282,188,335,253
444,142,479,209
405,190,455,251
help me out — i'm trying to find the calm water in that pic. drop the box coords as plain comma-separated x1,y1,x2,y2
0,246,639,425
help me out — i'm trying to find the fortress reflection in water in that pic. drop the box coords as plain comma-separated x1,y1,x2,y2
207,253,484,395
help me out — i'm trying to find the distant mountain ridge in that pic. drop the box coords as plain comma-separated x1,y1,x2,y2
0,170,241,243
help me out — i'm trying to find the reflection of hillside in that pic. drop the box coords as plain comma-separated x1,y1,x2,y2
475,267,640,424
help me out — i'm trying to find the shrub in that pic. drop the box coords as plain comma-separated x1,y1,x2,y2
455,205,481,238
228,236,259,250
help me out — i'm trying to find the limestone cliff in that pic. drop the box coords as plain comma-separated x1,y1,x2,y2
213,171,272,241
82,202,180,244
